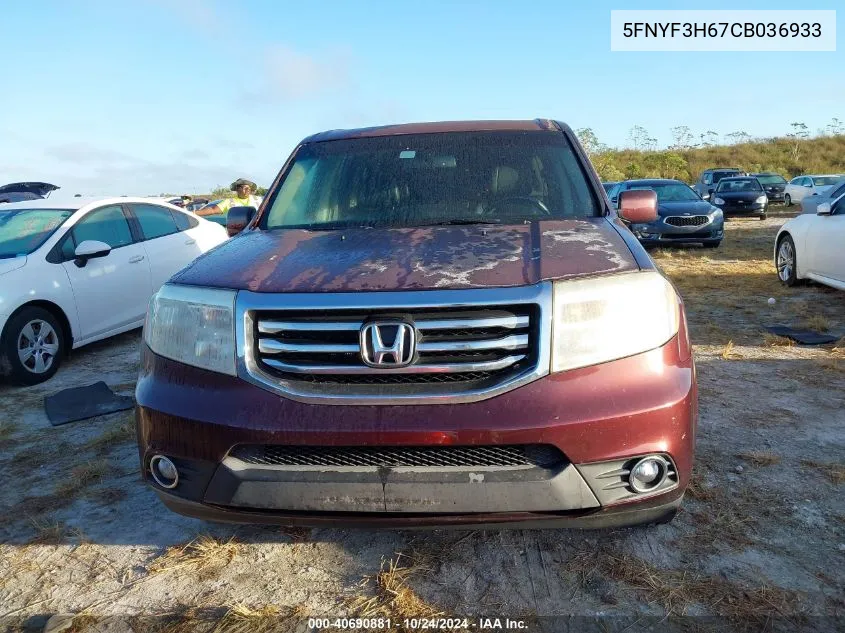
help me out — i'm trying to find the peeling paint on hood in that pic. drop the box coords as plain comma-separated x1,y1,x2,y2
171,219,639,293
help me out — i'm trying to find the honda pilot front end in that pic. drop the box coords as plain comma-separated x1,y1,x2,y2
136,120,697,528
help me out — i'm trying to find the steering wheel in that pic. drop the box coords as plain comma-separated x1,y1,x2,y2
486,196,551,217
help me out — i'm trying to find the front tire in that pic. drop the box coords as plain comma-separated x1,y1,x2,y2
0,307,65,385
784,194,792,207
759,212,767,220
702,240,721,248
776,235,800,287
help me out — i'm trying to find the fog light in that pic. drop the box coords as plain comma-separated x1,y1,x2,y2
150,455,179,489
629,456,667,493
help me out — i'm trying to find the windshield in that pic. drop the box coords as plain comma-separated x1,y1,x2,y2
712,171,740,183
602,182,616,193
0,208,74,259
812,176,843,187
261,131,599,230
754,175,786,185
717,179,762,192
628,183,699,202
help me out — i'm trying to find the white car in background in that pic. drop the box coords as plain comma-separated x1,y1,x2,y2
775,190,845,291
783,174,844,207
0,197,228,384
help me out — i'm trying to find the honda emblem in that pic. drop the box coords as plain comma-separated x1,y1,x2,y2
360,321,416,368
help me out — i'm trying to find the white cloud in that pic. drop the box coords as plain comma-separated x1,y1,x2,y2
258,45,351,101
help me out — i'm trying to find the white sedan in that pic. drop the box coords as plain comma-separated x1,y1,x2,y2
0,197,228,384
783,174,844,207
775,191,845,291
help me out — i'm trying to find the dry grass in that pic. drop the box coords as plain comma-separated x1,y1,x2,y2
64,614,99,633
346,554,444,620
804,314,831,332
737,451,781,467
88,486,128,505
149,536,240,579
83,414,136,454
210,603,297,633
0,420,19,444
55,458,110,497
721,340,740,360
800,460,845,484
26,519,77,545
763,333,795,347
566,549,806,629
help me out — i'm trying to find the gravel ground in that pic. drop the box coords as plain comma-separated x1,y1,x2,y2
1,210,843,633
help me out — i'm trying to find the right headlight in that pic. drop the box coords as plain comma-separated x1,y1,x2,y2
144,283,237,376
551,271,680,373
713,197,726,205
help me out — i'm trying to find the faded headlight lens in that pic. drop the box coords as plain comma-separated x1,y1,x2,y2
144,284,237,375
551,271,680,373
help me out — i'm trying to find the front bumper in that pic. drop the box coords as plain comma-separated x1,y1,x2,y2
136,326,696,527
717,202,766,214
631,216,724,245
765,192,785,202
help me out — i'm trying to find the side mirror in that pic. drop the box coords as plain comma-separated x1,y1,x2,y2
817,202,832,215
702,192,711,200
805,183,813,188
618,189,658,223
226,206,256,237
73,240,111,267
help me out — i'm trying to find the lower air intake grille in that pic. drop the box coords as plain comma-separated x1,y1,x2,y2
230,444,567,469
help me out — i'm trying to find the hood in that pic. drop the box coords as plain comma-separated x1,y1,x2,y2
657,200,716,216
816,185,836,196
171,219,639,293
0,255,27,276
715,190,765,202
0,182,60,197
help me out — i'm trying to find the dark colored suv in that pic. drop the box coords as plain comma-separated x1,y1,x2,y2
137,120,697,529
693,168,745,200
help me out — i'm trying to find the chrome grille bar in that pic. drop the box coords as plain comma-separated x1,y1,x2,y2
263,355,527,375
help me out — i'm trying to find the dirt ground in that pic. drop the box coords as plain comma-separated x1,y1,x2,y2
1,207,843,633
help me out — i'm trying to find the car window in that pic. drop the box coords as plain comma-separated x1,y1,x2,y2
829,182,845,200
607,184,621,200
132,204,180,239
703,173,712,185
171,209,199,231
262,131,601,230
70,204,133,250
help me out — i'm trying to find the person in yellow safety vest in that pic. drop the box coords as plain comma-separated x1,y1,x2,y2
196,178,262,217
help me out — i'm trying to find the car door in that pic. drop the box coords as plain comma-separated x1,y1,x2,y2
58,204,153,342
805,193,845,282
129,203,201,290
796,177,813,202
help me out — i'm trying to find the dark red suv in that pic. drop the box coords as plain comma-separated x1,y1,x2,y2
136,120,697,528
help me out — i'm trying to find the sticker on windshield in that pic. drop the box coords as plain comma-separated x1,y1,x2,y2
399,150,416,159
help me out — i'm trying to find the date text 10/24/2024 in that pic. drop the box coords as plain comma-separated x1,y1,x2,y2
307,618,528,630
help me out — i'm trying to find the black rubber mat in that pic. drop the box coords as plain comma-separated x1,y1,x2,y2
44,381,135,426
764,325,840,346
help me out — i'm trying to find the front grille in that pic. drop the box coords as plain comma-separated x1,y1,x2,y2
238,285,551,404
230,444,566,469
253,307,536,386
665,215,709,227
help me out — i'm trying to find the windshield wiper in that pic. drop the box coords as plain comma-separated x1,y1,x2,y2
415,219,502,227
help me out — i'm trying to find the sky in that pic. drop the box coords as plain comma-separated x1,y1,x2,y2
1,0,842,196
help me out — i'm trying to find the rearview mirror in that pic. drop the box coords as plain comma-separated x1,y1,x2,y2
73,240,111,267
226,206,256,237
817,202,832,215
618,189,658,223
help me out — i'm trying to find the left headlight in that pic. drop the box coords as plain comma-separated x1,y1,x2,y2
552,271,680,373
144,284,237,376
755,195,767,204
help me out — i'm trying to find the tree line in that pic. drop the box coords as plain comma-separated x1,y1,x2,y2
577,119,845,183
